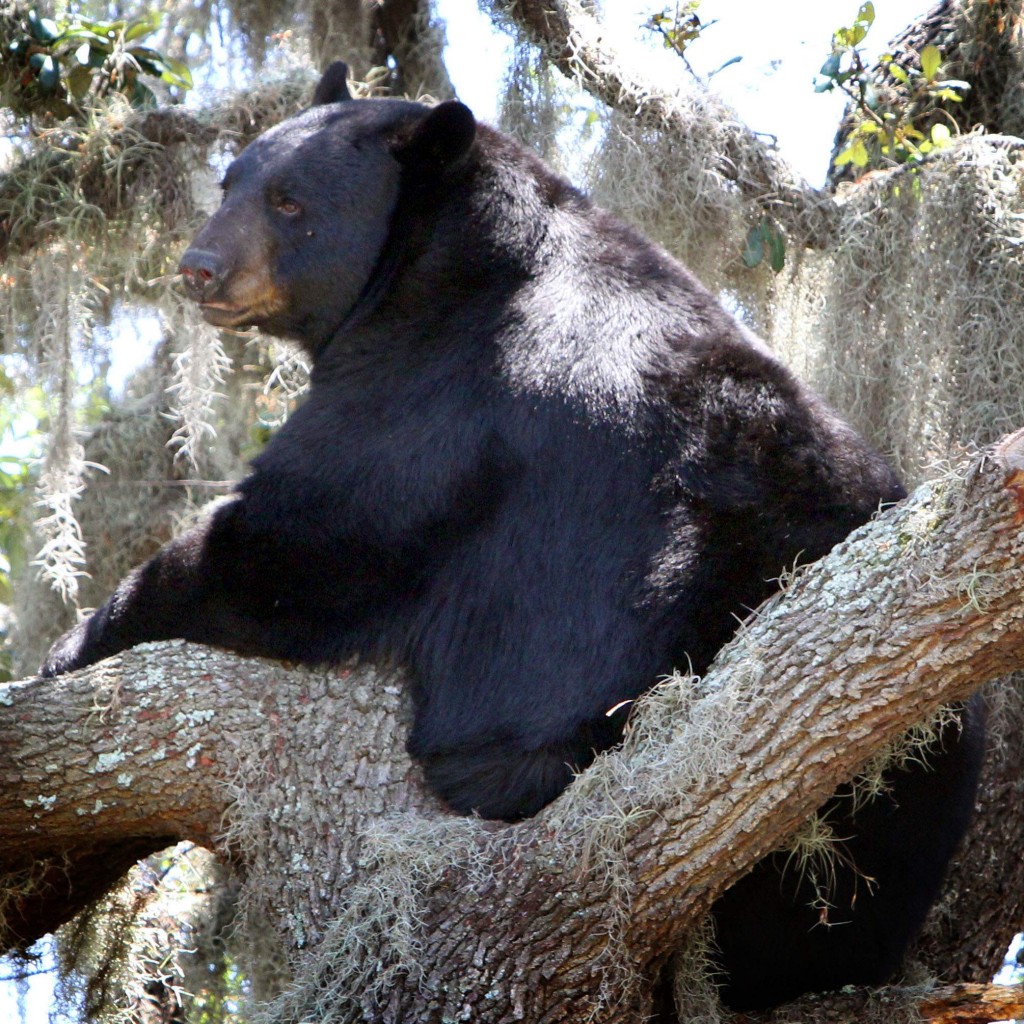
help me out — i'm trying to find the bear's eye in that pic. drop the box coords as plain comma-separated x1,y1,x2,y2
275,197,303,216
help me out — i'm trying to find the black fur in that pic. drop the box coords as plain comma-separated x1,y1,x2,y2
311,60,352,106
43,71,985,1011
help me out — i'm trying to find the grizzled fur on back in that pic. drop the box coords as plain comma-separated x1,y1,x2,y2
43,64,985,1013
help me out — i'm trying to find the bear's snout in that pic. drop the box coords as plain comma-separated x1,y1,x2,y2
179,248,228,304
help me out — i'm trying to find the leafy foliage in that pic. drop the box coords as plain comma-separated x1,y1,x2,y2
742,217,786,273
643,2,742,81
816,2,970,174
645,2,704,59
3,6,192,117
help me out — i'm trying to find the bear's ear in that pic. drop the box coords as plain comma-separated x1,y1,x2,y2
312,61,352,105
395,101,476,171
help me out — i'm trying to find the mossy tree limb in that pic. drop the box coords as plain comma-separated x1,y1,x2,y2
3,433,1024,1019
0,81,312,263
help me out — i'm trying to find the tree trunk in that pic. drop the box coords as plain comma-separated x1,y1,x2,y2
4,432,1024,1020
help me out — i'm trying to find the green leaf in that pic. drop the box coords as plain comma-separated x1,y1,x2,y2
130,51,166,78
848,4,874,45
851,139,872,167
38,54,60,90
742,221,785,272
834,146,855,168
27,9,60,42
742,224,765,268
127,46,193,90
124,11,161,41
921,44,941,82
930,123,952,147
767,227,786,273
889,62,909,83
77,17,126,38
160,56,193,90
66,63,92,100
128,44,164,62
709,55,742,78
820,52,842,78
60,27,115,47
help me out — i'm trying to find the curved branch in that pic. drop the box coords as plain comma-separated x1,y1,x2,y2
491,0,839,246
2,433,1024,1019
0,80,312,262
919,982,1024,1024
0,651,422,948
758,981,1024,1024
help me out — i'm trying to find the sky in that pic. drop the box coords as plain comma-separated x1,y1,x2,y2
437,0,931,186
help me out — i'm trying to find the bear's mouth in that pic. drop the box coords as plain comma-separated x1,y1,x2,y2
198,301,255,327
196,279,285,330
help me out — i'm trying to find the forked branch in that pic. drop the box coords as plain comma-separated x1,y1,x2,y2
2,432,1024,1020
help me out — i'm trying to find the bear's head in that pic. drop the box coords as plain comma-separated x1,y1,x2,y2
179,62,477,355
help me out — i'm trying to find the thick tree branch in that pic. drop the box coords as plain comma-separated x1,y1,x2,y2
3,432,1024,1020
492,0,839,246
0,653,425,947
0,83,311,262
747,982,1024,1024
918,983,1024,1023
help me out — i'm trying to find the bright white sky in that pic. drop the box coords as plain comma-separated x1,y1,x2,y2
438,0,931,186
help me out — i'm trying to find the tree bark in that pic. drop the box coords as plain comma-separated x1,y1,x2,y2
918,982,1024,1023
4,432,1024,1020
745,981,1024,1024
914,671,1024,981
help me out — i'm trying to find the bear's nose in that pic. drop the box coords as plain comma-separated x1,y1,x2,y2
179,248,226,303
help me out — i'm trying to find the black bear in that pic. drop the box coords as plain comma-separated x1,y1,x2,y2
42,63,984,1011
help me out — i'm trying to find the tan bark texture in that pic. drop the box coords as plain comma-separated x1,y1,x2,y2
3,432,1024,1020
742,981,1024,1024
914,671,1024,981
918,982,1024,1023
